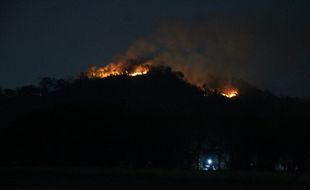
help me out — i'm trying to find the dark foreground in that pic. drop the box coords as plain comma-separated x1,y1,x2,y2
0,168,309,190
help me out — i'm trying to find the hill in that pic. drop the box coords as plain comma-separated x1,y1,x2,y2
0,68,309,171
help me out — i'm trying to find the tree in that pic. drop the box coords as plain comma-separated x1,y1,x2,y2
16,85,40,97
39,77,57,94
86,64,97,78
55,79,67,90
3,88,15,97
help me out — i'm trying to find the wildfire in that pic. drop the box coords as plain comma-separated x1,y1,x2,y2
85,58,239,99
86,60,150,79
220,88,239,98
128,65,150,76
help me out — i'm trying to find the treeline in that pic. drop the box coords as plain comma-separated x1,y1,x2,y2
0,68,309,172
0,77,69,98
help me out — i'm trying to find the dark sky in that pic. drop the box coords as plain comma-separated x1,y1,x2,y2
1,0,309,97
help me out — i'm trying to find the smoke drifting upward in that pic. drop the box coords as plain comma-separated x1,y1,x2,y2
121,20,254,88
90,12,309,98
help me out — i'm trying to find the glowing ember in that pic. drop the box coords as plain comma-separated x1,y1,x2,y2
220,88,239,98
86,61,150,79
128,65,150,76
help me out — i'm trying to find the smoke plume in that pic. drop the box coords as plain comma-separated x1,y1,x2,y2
119,19,254,88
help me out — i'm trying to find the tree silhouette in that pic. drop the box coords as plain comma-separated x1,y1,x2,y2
16,85,40,97
39,77,58,94
3,88,15,97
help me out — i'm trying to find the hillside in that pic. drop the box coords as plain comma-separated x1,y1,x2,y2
0,69,309,171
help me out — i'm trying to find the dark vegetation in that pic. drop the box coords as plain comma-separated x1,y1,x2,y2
0,168,309,190
0,67,309,172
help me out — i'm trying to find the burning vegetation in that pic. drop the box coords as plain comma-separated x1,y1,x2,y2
220,88,239,98
86,59,151,79
84,58,239,99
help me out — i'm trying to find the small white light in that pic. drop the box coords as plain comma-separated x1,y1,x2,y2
207,159,212,165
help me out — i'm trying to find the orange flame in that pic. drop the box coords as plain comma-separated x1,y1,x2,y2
220,88,239,98
128,65,150,76
85,59,239,99
86,61,150,79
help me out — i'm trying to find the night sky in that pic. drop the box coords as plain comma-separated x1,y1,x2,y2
1,0,309,97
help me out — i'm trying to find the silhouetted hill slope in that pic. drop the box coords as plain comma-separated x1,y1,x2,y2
50,70,205,112
0,69,309,170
